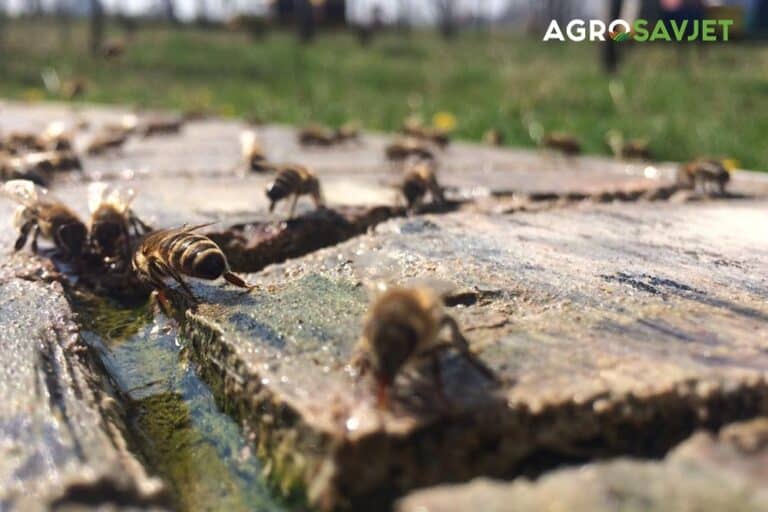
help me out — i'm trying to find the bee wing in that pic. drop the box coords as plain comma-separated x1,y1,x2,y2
87,181,111,213
88,182,136,213
239,130,258,155
1,179,45,207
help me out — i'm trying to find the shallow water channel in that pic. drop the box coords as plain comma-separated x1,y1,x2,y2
74,294,294,511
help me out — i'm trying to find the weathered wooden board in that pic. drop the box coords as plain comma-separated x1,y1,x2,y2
397,418,768,512
0,256,168,510
173,200,768,510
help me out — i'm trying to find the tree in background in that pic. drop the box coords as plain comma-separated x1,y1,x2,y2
433,0,457,39
89,0,103,56
602,0,623,73
295,0,315,42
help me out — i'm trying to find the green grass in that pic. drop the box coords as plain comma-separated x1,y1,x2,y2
2,19,768,170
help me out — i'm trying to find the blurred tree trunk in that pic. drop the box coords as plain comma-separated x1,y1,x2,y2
602,0,623,73
56,0,73,48
159,0,178,25
295,0,315,43
434,0,457,39
89,0,104,56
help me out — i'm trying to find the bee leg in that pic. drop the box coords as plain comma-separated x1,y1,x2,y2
429,351,450,408
14,220,35,251
440,316,499,384
223,271,254,290
129,214,153,235
376,381,392,410
288,193,299,219
30,224,41,254
151,258,197,304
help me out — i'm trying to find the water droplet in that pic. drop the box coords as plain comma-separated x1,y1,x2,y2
345,416,360,432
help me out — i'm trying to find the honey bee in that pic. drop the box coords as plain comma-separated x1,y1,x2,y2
1,179,87,259
677,159,731,195
87,130,129,155
606,131,653,160
12,151,82,174
239,130,271,173
385,137,435,162
400,117,450,148
541,132,581,155
298,124,337,147
0,155,49,186
88,182,152,265
334,122,361,144
139,115,183,137
401,159,444,210
265,164,324,218
40,121,76,151
351,286,498,408
131,224,252,303
482,129,505,146
4,132,47,154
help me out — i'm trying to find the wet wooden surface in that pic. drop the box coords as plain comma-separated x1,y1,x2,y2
0,256,167,510
1,100,767,511
397,418,768,512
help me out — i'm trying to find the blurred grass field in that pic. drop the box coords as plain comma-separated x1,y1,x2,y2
2,19,767,170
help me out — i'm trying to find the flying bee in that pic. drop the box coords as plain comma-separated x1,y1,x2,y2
140,115,183,137
1,179,87,260
541,132,581,155
483,129,505,146
265,164,324,219
351,286,498,409
88,182,152,266
385,137,435,162
87,130,129,155
239,130,271,173
298,124,337,147
677,159,731,195
401,159,444,210
131,224,252,303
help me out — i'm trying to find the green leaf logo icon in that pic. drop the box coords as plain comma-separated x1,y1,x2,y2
610,31,630,42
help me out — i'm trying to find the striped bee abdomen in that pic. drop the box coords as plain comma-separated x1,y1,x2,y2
266,168,301,202
163,233,227,279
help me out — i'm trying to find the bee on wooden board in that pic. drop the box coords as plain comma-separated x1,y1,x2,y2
298,124,337,147
239,130,272,173
1,179,87,260
131,223,252,303
88,182,152,266
605,131,653,160
482,129,505,147
541,132,581,155
87,130,129,155
41,121,76,151
385,137,435,163
400,116,451,148
0,154,49,186
401,158,444,211
265,164,324,219
351,286,498,409
139,115,183,137
677,159,732,195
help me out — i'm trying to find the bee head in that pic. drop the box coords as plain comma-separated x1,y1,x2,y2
402,180,425,208
91,220,124,256
265,181,287,210
57,222,87,259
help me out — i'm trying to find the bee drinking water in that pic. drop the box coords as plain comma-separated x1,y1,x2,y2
265,164,324,219
352,286,498,409
1,179,87,260
132,224,252,303
401,159,444,211
88,182,152,266
677,159,732,195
